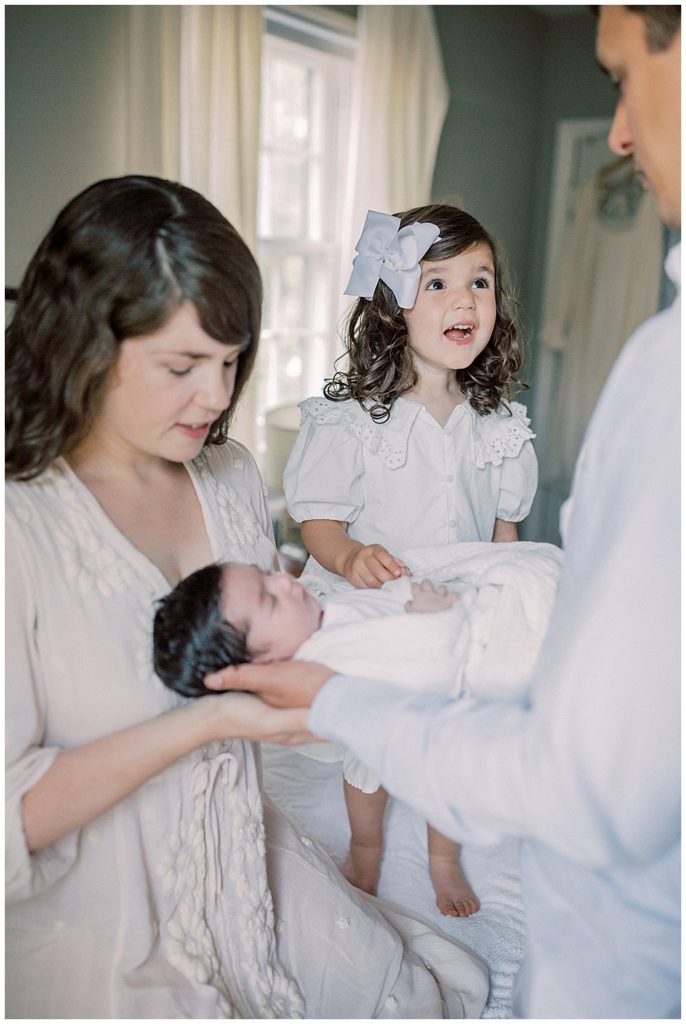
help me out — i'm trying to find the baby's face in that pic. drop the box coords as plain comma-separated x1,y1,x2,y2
220,564,323,662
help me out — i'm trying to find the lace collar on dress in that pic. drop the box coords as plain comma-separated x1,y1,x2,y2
299,396,535,470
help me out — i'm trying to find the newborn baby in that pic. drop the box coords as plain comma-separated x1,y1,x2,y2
153,540,564,705
152,561,460,698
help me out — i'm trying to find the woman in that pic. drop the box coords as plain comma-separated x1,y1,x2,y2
5,176,487,1018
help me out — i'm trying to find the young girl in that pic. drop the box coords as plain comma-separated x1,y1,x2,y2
283,204,538,918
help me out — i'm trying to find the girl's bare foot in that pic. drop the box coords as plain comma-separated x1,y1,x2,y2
340,841,383,895
428,853,481,917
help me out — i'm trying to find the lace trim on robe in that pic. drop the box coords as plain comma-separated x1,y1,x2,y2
192,448,265,562
157,743,305,1018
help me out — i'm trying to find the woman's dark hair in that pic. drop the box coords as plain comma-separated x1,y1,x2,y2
324,203,524,421
6,175,262,480
152,563,251,699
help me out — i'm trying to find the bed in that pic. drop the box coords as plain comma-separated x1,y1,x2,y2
262,743,525,1018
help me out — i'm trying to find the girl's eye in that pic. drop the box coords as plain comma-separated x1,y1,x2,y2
473,277,491,290
168,367,192,377
224,359,238,370
426,279,445,291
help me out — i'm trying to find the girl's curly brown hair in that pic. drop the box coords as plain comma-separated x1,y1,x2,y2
324,203,524,421
6,175,262,481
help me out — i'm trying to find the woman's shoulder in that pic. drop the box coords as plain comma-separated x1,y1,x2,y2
194,438,261,481
6,463,67,520
467,400,536,468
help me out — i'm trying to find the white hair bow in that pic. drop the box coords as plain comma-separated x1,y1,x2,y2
344,210,441,309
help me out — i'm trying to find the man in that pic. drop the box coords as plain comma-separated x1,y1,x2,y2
208,7,681,1017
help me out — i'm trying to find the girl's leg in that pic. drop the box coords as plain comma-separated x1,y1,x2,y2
427,825,480,917
341,781,389,895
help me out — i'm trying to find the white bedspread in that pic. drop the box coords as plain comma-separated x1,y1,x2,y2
262,745,524,1018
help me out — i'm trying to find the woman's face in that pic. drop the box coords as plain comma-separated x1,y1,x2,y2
93,301,242,463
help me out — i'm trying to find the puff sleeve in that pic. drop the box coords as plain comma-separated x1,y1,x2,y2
496,440,539,522
284,400,365,524
470,402,538,522
5,513,80,903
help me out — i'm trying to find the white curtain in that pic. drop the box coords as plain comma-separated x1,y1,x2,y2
126,5,262,446
338,6,449,322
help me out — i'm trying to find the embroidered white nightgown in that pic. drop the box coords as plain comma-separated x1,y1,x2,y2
5,440,488,1019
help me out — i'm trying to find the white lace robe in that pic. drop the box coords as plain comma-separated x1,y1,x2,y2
6,441,488,1019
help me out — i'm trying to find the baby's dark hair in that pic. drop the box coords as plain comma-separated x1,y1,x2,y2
152,563,251,698
324,203,524,421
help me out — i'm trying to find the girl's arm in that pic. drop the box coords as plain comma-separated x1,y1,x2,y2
492,518,518,542
301,519,406,588
21,696,310,852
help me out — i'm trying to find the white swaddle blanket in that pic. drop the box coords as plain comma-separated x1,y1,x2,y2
296,541,562,701
295,541,563,790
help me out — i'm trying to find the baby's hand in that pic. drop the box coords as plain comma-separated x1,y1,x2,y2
406,579,458,614
342,543,408,589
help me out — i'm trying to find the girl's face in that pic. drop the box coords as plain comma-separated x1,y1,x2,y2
92,301,242,464
221,564,323,662
403,244,497,378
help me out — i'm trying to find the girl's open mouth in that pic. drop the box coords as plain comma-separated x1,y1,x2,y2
444,323,476,344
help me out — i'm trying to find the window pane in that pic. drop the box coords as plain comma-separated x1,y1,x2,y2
259,152,308,238
261,253,307,332
266,58,311,148
257,28,354,473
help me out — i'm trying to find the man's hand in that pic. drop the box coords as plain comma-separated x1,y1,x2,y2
341,542,408,588
204,659,335,708
405,579,459,614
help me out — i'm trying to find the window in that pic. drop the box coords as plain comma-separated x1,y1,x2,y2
255,7,354,465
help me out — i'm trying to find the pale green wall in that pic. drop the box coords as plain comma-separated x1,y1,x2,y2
526,12,618,337
430,5,615,378
5,4,129,286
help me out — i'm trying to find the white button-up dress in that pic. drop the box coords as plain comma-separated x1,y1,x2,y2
284,394,538,594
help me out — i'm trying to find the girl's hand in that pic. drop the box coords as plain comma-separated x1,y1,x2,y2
405,579,459,614
204,660,334,710
341,542,408,588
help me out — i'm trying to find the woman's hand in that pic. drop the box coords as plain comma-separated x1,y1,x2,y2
194,691,315,746
341,542,408,588
204,660,334,709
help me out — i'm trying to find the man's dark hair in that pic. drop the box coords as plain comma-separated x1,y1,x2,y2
591,7,681,52
153,563,251,698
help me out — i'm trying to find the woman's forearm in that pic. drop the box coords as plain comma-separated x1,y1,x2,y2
301,519,362,577
22,695,312,852
22,700,217,852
